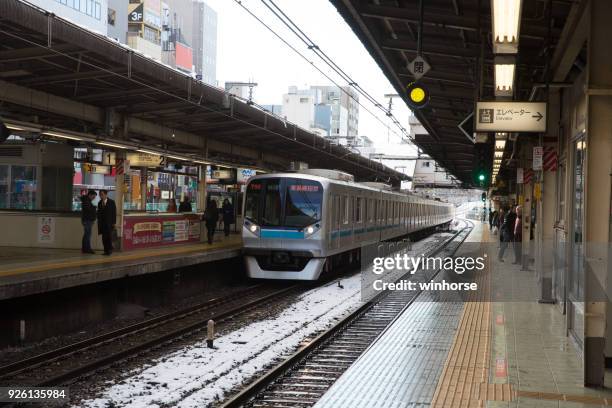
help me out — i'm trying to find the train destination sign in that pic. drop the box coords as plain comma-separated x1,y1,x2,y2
475,101,547,133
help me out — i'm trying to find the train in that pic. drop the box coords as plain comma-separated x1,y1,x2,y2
242,169,455,280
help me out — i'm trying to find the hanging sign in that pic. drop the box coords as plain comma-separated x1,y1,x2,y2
407,55,431,80
516,168,524,184
475,101,547,132
533,146,543,170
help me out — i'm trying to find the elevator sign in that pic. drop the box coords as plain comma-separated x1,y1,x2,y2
475,101,547,133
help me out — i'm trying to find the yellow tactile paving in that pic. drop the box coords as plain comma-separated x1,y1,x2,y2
0,236,241,278
431,229,516,407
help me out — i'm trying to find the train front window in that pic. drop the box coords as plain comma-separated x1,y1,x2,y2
285,180,323,228
262,179,282,226
244,181,262,222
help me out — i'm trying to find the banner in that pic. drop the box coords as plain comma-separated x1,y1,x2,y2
122,214,200,250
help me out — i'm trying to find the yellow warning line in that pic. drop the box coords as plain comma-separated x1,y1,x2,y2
0,239,241,278
431,237,515,407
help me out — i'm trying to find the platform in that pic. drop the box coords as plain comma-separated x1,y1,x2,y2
316,221,612,408
0,234,242,301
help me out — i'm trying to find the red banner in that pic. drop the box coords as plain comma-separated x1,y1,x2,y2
122,214,201,250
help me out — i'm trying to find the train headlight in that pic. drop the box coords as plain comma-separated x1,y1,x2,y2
304,223,320,238
249,224,258,233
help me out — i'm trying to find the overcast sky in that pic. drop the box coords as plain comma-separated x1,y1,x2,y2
204,0,416,160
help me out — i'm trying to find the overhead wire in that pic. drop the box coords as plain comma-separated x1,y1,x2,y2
233,0,411,143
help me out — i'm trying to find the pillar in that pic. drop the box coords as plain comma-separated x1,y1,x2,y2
536,91,561,303
115,151,126,251
198,164,208,212
584,0,612,387
140,167,147,211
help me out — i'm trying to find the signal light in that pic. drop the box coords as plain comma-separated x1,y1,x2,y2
478,174,485,182
406,82,429,109
481,192,487,202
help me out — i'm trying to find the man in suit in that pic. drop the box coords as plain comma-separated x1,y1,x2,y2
97,189,117,255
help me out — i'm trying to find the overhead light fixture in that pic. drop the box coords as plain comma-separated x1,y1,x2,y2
492,0,522,54
97,141,130,149
166,154,189,161
42,131,83,141
495,58,515,97
494,151,503,158
193,160,209,165
6,125,24,131
136,148,159,155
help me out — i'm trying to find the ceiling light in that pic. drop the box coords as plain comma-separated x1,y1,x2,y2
136,149,159,155
166,154,189,161
494,151,503,158
492,0,522,54
495,63,515,97
97,141,129,149
43,131,83,141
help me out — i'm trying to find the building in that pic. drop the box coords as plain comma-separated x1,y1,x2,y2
163,0,217,85
26,0,108,34
160,2,195,74
311,85,359,137
107,0,128,43
128,0,163,61
280,86,359,143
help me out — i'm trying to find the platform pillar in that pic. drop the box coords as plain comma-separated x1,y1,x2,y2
583,0,612,387
536,91,560,303
115,151,126,251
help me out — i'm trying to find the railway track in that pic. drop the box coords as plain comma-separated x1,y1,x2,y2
0,283,306,389
222,220,473,408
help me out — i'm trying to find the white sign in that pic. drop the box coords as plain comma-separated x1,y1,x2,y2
213,170,233,179
400,180,411,190
407,55,430,80
533,146,543,170
37,216,55,244
237,168,256,184
475,101,547,132
516,168,524,184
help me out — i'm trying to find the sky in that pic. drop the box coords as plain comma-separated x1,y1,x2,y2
204,0,417,161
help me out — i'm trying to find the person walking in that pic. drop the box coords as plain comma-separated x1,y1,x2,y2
179,196,192,212
513,206,523,264
498,208,516,262
222,198,234,237
97,189,117,256
204,200,219,244
81,190,97,254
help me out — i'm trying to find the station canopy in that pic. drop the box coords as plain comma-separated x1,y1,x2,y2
330,0,574,184
0,0,408,184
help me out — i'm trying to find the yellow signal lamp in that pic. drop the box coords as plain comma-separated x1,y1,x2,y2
406,82,430,109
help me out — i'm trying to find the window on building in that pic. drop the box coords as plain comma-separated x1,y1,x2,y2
422,161,430,168
86,0,93,16
95,2,101,19
108,8,116,25
299,98,309,103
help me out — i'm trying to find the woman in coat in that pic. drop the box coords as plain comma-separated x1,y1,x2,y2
222,198,234,237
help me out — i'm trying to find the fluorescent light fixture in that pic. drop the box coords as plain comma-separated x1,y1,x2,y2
42,131,83,141
6,125,24,131
494,151,503,158
193,160,209,165
97,141,129,149
166,154,189,161
136,149,159,155
492,0,522,54
495,63,515,97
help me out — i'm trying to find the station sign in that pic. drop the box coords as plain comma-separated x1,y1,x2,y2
475,101,547,133
82,163,110,175
237,168,257,184
127,152,164,167
407,55,430,80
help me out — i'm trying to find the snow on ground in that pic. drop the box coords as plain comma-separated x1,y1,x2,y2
78,232,452,408
79,276,363,408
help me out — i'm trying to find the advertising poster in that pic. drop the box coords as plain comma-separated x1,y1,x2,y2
123,214,200,250
37,216,55,244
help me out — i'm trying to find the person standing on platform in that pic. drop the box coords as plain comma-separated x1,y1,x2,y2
179,196,192,212
204,200,219,244
498,207,516,262
513,206,523,265
222,198,234,237
167,199,177,213
80,190,97,254
97,189,117,256
488,209,494,230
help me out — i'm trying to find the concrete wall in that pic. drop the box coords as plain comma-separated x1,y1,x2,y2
107,0,128,42
0,212,104,250
27,0,108,35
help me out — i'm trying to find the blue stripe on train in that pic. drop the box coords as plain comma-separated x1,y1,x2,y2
260,229,305,239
